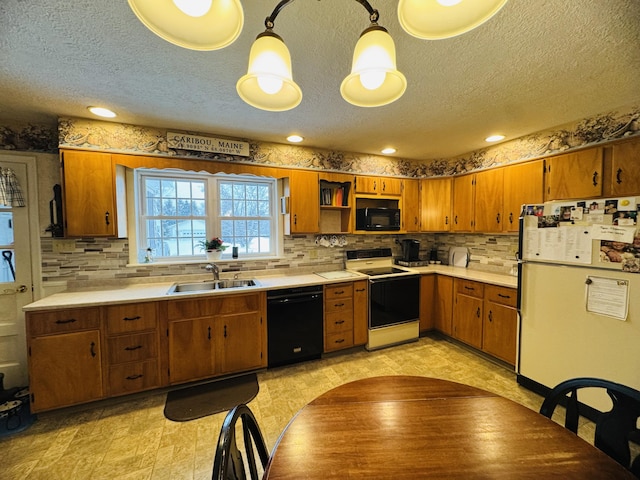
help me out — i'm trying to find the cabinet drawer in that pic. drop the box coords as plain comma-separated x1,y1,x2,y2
108,360,160,396
455,279,484,298
325,310,354,334
107,332,158,364
27,307,101,336
325,283,353,300
325,297,353,313
106,303,158,334
484,284,517,307
325,331,354,352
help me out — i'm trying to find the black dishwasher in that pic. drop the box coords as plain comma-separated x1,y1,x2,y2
267,285,323,368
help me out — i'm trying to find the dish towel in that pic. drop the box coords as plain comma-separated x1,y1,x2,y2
0,168,25,207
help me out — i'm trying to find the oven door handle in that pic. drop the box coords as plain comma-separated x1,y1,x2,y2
267,294,322,305
369,275,420,284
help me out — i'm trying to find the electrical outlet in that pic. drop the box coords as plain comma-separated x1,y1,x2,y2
52,239,75,254
309,249,318,260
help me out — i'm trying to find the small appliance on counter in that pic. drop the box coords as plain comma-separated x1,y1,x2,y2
396,239,431,267
449,247,470,268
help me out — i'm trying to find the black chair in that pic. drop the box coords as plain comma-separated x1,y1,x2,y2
212,404,269,480
539,377,640,478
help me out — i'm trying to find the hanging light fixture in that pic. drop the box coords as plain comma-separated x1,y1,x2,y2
398,0,508,40
237,0,405,111
127,0,244,50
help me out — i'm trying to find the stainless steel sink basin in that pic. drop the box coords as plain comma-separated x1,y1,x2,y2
167,279,260,294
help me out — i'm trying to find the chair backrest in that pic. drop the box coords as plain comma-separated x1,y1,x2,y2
539,377,640,477
212,404,269,480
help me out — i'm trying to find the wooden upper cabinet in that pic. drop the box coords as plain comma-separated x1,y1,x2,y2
402,178,420,232
545,147,603,200
61,150,117,237
503,160,544,232
610,138,640,196
474,169,504,233
354,175,402,196
420,177,452,232
451,174,475,232
287,169,319,234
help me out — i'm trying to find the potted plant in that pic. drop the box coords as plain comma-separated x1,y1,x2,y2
198,237,227,260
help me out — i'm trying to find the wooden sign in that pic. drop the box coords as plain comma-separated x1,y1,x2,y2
167,132,249,156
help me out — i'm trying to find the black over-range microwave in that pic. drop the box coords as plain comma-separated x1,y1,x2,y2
356,207,401,231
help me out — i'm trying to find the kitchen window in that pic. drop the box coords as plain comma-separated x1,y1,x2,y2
133,169,278,263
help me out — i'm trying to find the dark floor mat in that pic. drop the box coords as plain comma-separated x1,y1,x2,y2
164,374,259,422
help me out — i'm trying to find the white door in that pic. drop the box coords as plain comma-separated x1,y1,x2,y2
0,157,37,388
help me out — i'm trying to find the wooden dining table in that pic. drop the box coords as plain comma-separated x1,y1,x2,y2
263,375,635,479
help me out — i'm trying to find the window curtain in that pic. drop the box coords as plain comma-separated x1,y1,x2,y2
0,168,26,207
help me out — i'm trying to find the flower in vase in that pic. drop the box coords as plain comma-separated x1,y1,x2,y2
198,237,227,252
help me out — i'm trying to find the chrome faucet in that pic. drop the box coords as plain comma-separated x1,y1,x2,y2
205,263,220,281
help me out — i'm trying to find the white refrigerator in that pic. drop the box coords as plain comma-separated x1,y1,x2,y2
517,196,640,407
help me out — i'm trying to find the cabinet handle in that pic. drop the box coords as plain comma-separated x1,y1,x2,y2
498,293,511,299
445,216,449,225
335,339,345,344
55,318,76,324
224,325,227,338
208,326,211,340
489,310,493,322
454,215,458,225
335,320,345,325
592,171,598,186
126,374,143,380
123,316,141,321
90,341,96,358
414,216,418,225
616,168,622,184
464,286,475,291
382,181,386,191
124,345,143,351
496,213,500,224
105,211,110,226
294,214,297,225
374,180,377,191
476,307,481,318
334,303,345,307
509,212,514,224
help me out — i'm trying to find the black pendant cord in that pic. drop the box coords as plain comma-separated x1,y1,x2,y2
265,0,379,30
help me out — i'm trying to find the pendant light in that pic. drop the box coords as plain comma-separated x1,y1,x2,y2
398,0,508,40
236,31,302,112
340,25,406,108
127,0,244,51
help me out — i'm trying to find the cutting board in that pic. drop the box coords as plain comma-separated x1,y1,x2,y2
449,247,469,268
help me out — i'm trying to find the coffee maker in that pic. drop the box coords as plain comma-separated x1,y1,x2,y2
401,239,420,262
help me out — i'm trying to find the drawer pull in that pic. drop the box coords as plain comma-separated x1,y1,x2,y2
498,293,511,299
126,374,143,381
335,339,345,344
334,290,344,295
124,345,143,351
334,320,345,325
356,288,366,292
123,316,141,321
334,303,345,307
464,286,475,291
55,318,76,324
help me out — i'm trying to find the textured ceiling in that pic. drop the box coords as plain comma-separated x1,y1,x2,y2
1,0,639,160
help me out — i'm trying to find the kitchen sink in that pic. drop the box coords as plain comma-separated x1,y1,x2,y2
167,279,260,294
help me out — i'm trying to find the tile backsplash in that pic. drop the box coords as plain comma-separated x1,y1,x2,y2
40,232,518,288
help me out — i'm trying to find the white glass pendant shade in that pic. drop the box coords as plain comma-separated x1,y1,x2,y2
127,0,243,51
340,27,406,108
236,32,302,112
398,0,508,40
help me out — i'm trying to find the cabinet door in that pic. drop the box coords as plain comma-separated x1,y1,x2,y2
29,330,103,411
61,150,116,237
288,169,319,233
452,174,475,232
354,176,378,194
419,275,435,331
474,169,504,233
545,148,603,200
379,177,402,196
483,301,517,365
610,139,640,196
402,179,420,232
353,280,368,346
217,311,265,373
168,317,215,384
453,294,483,349
434,275,454,335
503,160,544,232
420,177,452,232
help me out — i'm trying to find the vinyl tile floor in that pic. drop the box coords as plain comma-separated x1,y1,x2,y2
1,335,592,479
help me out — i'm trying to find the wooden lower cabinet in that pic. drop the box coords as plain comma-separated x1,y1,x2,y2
324,283,355,352
353,280,368,346
453,281,484,349
26,307,103,412
167,292,266,385
434,276,454,335
482,285,518,365
420,275,435,331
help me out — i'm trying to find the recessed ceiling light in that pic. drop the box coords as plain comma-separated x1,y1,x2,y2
381,147,396,155
88,106,117,118
287,135,303,143
485,134,505,142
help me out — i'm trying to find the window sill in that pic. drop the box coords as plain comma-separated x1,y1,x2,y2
127,256,283,267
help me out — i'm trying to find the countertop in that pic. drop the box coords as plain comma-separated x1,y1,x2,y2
23,266,517,312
